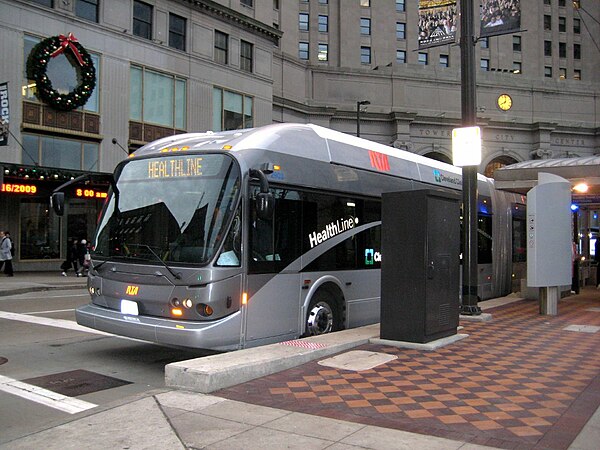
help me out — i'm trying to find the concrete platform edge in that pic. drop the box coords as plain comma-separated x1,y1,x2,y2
370,333,469,350
165,324,380,393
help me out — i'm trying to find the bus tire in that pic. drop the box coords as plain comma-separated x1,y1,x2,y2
304,289,343,337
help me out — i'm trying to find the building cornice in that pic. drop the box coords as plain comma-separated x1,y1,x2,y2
178,0,282,45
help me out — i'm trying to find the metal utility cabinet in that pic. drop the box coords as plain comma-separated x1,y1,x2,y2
380,189,460,343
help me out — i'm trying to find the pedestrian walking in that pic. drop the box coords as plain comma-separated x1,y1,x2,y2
61,239,79,276
76,239,90,277
0,230,14,277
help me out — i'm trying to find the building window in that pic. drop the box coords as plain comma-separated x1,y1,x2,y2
318,15,328,32
418,52,428,65
513,36,521,52
299,42,309,60
513,61,521,74
319,0,328,3
480,37,489,49
544,66,552,77
544,0,550,4
169,13,186,51
360,18,371,35
480,58,489,71
318,43,328,61
544,40,552,56
559,67,566,79
133,1,153,40
273,0,279,9
574,43,581,59
573,69,581,80
240,40,253,72
76,0,98,22
396,0,405,12
22,134,99,171
299,13,309,31
559,17,566,32
360,0,370,6
22,35,99,113
558,0,565,6
130,66,186,129
19,198,61,260
396,50,406,63
396,22,405,39
574,18,581,34
559,42,566,58
361,46,371,64
214,30,228,65
212,88,253,131
241,0,253,7
440,54,449,67
543,15,551,31
30,0,53,6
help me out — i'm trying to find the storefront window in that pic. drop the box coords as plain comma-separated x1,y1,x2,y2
20,199,61,260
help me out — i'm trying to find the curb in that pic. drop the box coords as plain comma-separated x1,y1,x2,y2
0,284,87,297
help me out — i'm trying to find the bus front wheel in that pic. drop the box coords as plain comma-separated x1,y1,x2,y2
305,290,342,336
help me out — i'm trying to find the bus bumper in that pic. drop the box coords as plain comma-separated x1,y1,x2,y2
75,303,242,351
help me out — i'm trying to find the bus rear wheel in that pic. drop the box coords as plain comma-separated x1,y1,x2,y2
305,290,342,336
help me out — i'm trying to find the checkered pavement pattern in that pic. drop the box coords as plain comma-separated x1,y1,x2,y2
218,291,600,449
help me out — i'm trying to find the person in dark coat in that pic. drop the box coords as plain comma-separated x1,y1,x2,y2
61,240,79,276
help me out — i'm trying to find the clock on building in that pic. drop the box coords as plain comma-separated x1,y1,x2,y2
497,94,513,111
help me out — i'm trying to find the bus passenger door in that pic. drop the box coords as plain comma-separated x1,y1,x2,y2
245,192,303,345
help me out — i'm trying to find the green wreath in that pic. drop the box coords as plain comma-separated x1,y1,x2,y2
26,33,96,112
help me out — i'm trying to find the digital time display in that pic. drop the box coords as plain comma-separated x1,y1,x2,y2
75,188,108,199
1,183,38,194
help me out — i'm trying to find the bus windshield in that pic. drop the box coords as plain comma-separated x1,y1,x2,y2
93,153,240,266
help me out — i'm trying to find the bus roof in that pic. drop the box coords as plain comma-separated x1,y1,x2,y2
130,123,491,191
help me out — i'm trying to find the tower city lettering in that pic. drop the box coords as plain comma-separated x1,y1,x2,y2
308,217,357,248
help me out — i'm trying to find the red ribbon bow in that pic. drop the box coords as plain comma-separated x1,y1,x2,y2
50,33,85,66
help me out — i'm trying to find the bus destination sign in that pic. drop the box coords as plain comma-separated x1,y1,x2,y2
147,157,204,179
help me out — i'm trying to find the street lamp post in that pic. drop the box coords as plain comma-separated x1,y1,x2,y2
356,100,370,137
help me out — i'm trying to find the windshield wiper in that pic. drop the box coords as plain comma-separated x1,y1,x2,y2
127,243,182,280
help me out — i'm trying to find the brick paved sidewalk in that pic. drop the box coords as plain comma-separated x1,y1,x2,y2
218,288,600,450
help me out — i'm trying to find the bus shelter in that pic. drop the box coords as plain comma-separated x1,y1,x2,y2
493,155,600,287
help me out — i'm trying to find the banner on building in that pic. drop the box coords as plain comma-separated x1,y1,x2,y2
480,0,521,38
0,82,8,147
418,0,457,49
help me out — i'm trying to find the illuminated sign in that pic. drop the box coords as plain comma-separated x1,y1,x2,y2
147,157,204,179
308,216,358,248
125,285,139,296
1,183,37,194
365,248,382,265
75,188,108,199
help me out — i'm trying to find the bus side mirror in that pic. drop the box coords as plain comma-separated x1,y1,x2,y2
256,192,274,220
50,192,65,216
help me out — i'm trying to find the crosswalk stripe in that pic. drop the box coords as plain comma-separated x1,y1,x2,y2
0,374,97,414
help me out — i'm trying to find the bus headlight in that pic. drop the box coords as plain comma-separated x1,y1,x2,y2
182,298,193,309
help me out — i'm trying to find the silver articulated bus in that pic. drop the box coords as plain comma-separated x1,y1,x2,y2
52,123,526,350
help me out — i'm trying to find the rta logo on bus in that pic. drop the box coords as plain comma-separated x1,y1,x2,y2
364,248,382,265
125,285,139,296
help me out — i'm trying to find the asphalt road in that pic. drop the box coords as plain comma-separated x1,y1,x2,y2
0,288,213,445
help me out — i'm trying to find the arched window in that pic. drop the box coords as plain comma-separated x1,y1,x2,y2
484,156,518,178
423,152,452,164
